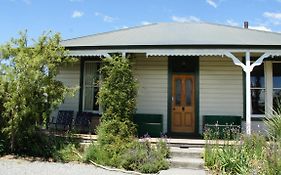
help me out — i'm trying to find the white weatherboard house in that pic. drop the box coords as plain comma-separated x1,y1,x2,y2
58,22,281,137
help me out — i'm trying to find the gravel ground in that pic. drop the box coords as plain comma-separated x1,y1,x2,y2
0,156,208,175
0,157,131,175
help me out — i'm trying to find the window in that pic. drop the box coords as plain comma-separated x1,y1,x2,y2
251,63,265,114
83,62,101,112
273,63,281,110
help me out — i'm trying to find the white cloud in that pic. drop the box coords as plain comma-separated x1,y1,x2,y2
171,15,200,23
206,0,217,8
141,21,151,25
263,12,281,20
95,12,116,22
226,19,239,26
72,10,84,18
249,25,272,32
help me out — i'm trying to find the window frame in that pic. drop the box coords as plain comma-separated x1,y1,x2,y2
82,61,102,114
251,61,281,118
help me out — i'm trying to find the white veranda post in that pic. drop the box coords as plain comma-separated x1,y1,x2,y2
225,51,269,135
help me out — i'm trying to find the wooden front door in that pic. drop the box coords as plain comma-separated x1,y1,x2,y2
172,74,195,133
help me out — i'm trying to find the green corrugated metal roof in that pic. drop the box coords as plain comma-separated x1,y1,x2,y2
62,22,281,47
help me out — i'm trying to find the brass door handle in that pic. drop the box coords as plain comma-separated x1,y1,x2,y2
182,107,185,111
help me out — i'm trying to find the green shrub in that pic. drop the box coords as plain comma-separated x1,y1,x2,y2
265,100,281,141
120,140,169,173
84,138,169,173
52,143,81,162
204,130,269,174
85,55,169,173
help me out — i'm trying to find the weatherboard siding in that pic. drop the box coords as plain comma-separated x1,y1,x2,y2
199,56,243,133
132,55,168,133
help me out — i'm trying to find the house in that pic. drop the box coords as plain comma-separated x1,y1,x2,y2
57,22,281,137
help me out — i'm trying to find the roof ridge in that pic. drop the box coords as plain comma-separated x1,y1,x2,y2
62,23,159,42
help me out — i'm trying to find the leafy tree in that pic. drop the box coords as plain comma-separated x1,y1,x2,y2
0,31,76,152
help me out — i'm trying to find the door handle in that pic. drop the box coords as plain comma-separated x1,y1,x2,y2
182,107,185,111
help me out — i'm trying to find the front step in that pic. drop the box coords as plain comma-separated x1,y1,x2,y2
170,147,203,158
169,157,205,169
168,146,205,170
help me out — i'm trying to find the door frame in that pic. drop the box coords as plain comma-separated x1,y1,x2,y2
167,56,200,137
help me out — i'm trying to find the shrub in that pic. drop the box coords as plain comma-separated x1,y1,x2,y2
52,143,81,162
204,130,267,174
265,100,281,141
85,55,169,173
84,138,169,173
0,31,76,152
120,139,169,173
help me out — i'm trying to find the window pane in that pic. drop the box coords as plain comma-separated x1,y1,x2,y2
175,79,181,106
85,63,97,85
185,79,192,106
251,64,264,88
93,87,99,111
84,62,100,111
251,89,265,114
273,63,281,88
84,87,94,110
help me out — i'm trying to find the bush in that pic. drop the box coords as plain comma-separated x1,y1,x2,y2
83,138,169,173
0,32,76,152
265,100,281,141
84,55,169,173
121,139,169,173
204,130,281,174
52,143,81,162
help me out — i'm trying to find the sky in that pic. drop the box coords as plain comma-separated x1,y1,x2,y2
1,0,281,44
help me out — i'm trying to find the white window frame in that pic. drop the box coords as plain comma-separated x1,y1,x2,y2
82,61,102,114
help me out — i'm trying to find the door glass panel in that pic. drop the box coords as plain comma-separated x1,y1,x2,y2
185,79,192,106
175,79,181,106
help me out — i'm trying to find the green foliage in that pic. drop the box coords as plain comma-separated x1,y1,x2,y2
120,139,169,173
98,55,138,124
265,99,281,141
204,130,281,175
52,143,81,162
84,56,169,173
0,31,76,152
92,55,137,164
83,138,169,173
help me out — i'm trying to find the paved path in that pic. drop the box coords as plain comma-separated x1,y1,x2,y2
0,158,209,175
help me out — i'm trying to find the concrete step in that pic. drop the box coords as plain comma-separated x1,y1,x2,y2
169,157,205,169
170,147,204,158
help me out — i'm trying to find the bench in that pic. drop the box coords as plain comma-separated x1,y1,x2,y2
203,115,242,138
133,114,163,137
47,110,74,131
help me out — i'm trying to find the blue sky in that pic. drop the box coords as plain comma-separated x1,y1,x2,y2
1,0,281,44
